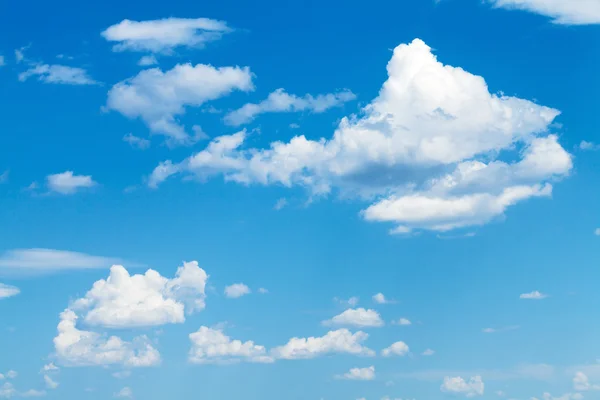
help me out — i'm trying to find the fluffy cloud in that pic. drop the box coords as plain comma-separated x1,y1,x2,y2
224,88,356,126
106,63,253,145
395,318,412,326
573,372,600,391
323,308,384,328
70,262,208,328
148,39,571,233
519,290,548,300
441,376,485,397
40,363,58,373
382,341,410,357
372,293,390,304
19,64,98,85
271,329,375,359
53,309,160,367
488,0,600,25
188,326,273,364
579,140,600,151
46,171,96,195
224,283,251,298
0,284,19,299
101,18,232,53
336,366,376,381
0,248,123,275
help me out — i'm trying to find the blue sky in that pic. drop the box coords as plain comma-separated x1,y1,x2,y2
1,0,600,399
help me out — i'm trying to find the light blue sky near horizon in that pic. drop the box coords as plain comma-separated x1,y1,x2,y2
1,0,600,399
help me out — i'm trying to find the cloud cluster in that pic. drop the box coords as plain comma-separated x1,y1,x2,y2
70,262,208,328
148,38,571,233
271,329,375,359
224,88,356,126
188,326,273,364
106,63,254,144
101,17,232,53
381,341,409,357
336,366,376,381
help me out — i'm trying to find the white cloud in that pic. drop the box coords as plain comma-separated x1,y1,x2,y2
0,284,19,299
114,387,133,398
53,309,160,367
594,228,600,236
422,349,435,356
323,308,384,328
5,372,16,380
482,325,519,333
520,290,548,300
137,55,158,66
441,376,485,397
372,293,389,304
223,88,356,126
112,371,131,379
271,329,375,359
70,262,208,328
274,197,287,210
46,171,96,195
488,0,600,25
19,64,98,85
43,375,58,390
0,383,16,399
188,326,273,364
336,366,376,381
101,18,231,53
395,318,412,326
40,363,58,373
382,341,410,357
579,141,600,151
573,372,600,391
258,287,268,294
123,133,151,150
224,283,251,299
148,39,570,233
334,296,360,307
106,64,253,145
0,248,123,275
534,393,584,400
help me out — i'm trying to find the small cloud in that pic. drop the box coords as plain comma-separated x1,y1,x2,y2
0,283,19,299
335,366,375,381
46,171,97,195
191,125,209,141
394,318,412,326
579,141,600,151
482,325,519,334
0,170,8,184
224,283,251,299
21,389,46,397
519,291,548,300
41,363,59,373
274,198,287,210
594,228,600,236
19,64,99,85
258,288,268,294
373,293,396,304
112,371,131,379
44,375,59,389
0,55,5,67
422,349,435,356
289,123,300,129
137,55,158,66
123,133,150,150
323,308,384,328
334,296,359,307
382,341,409,357
114,387,133,398
6,371,17,379
441,376,484,397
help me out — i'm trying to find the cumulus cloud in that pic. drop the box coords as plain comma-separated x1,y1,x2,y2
372,293,394,304
19,64,98,85
323,308,384,328
382,341,410,357
224,88,356,126
271,329,375,359
488,0,600,25
188,326,273,364
70,262,208,328
106,64,253,145
335,366,376,381
519,290,548,300
53,309,160,367
579,141,600,151
101,18,232,53
0,284,20,299
0,248,123,275
46,171,96,195
147,39,571,233
441,376,485,397
395,318,412,326
224,283,251,299
573,372,600,391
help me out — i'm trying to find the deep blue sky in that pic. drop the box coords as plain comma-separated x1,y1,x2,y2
1,0,599,399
